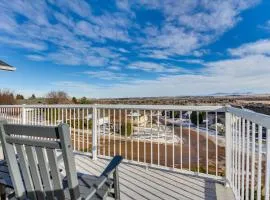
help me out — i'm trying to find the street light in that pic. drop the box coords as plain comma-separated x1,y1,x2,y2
0,60,16,71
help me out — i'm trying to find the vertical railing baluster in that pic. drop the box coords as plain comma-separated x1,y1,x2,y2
241,118,245,200
103,109,105,156
97,109,100,156
82,109,85,152
86,108,89,153
73,108,76,150
257,125,262,200
180,110,183,170
144,110,146,165
54,108,56,125
165,110,167,167
92,106,97,160
215,112,218,177
172,110,175,169
188,111,191,171
113,109,116,156
131,109,134,161
197,111,200,173
125,109,127,159
78,108,80,151
245,120,250,199
108,109,111,157
206,111,209,175
232,115,235,190
225,111,232,187
157,110,160,166
237,118,241,198
265,128,270,200
251,122,256,199
137,109,139,163
150,110,153,166
119,109,122,157
235,117,238,195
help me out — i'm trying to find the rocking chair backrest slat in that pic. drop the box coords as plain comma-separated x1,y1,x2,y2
15,144,36,200
24,145,45,200
46,148,65,199
35,147,54,199
0,121,79,199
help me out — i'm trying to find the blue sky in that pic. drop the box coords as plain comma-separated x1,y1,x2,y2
0,0,270,98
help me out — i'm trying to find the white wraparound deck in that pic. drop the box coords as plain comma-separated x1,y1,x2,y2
71,153,234,200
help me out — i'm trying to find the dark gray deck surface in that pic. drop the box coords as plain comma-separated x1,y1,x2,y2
71,154,234,200
0,147,234,200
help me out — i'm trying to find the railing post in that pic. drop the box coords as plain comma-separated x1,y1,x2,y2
265,129,270,199
92,105,97,160
225,108,232,187
22,104,26,125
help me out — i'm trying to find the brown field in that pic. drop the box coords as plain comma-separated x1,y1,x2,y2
71,127,225,176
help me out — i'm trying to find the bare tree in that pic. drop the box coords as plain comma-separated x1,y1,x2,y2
16,94,24,100
0,90,16,105
46,91,70,104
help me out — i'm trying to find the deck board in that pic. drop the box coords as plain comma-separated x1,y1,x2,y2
0,147,234,200
72,154,234,200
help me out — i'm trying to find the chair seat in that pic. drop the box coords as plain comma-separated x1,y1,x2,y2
0,160,13,188
0,159,114,200
63,173,114,200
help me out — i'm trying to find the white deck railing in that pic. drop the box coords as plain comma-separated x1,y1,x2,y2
0,104,270,200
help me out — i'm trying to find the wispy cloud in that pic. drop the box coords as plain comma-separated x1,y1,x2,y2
0,0,267,98
26,54,46,61
128,61,189,73
83,71,128,80
54,53,270,97
108,66,122,71
258,20,270,31
228,39,270,57
135,0,259,57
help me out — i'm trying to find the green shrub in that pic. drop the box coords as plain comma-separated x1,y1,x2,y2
67,119,92,130
191,111,205,125
120,122,132,136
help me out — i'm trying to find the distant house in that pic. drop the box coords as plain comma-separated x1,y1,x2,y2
128,111,148,126
0,60,16,71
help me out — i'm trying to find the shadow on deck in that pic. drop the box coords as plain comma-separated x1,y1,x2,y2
69,153,234,200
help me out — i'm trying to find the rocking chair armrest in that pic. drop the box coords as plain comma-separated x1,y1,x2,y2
84,156,122,200
100,155,123,178
94,155,122,189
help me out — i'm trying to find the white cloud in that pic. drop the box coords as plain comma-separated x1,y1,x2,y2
0,36,47,51
174,59,204,64
51,54,270,97
26,54,46,61
47,49,109,67
118,48,130,53
83,71,127,80
116,0,130,11
48,0,91,18
228,39,270,57
136,0,259,57
128,61,188,73
108,66,121,71
0,0,132,68
0,0,260,68
258,20,270,31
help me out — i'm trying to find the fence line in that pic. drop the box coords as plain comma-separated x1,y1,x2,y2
1,104,270,199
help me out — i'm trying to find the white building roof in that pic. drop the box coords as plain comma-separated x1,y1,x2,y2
0,60,16,71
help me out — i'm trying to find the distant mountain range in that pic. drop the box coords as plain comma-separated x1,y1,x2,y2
210,92,254,96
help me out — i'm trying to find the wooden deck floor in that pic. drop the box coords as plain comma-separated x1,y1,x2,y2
0,146,233,200
71,153,234,200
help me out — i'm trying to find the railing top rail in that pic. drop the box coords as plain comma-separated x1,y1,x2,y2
0,104,225,111
94,104,225,111
227,106,270,129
